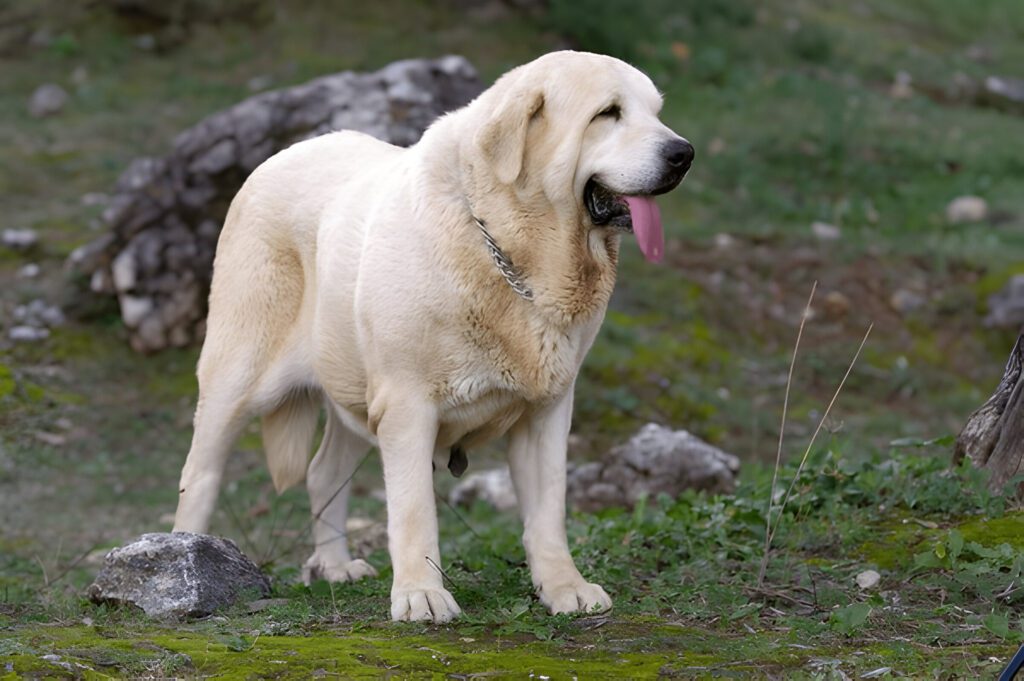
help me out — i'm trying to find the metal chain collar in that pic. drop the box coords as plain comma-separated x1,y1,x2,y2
473,216,534,301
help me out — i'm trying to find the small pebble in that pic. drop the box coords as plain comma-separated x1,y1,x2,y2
946,195,988,224
17,263,40,278
28,83,68,118
811,221,841,240
856,569,881,590
2,228,38,250
9,326,50,342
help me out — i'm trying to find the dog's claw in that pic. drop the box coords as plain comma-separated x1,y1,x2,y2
302,557,378,585
539,581,612,615
391,587,461,623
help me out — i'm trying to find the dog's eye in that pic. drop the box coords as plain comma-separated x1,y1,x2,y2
595,104,621,121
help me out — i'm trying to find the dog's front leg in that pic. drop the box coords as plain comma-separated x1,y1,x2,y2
508,388,612,615
375,396,461,623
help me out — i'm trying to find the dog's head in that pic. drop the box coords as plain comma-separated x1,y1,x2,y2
470,51,693,263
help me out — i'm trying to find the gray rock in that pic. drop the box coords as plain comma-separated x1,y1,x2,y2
451,424,741,514
9,326,49,342
67,233,115,273
946,195,988,224
2,228,38,250
119,295,154,327
567,423,740,512
811,221,841,241
890,288,927,315
68,57,483,353
980,75,1024,113
188,138,238,175
28,83,68,118
13,300,64,328
17,263,40,279
87,532,270,618
985,274,1024,329
449,467,518,511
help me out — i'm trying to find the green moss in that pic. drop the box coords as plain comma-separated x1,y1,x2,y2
5,624,696,678
974,264,1024,300
0,363,14,400
959,512,1024,550
143,348,201,402
6,619,1002,678
858,512,1024,571
21,381,46,402
857,516,939,570
48,327,107,362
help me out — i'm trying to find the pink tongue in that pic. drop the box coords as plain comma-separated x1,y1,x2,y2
622,195,664,263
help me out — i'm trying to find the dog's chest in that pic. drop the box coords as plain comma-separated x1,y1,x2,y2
435,321,586,447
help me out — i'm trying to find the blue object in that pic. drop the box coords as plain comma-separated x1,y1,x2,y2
999,643,1024,681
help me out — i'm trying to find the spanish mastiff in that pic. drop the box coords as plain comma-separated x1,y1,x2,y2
173,51,694,622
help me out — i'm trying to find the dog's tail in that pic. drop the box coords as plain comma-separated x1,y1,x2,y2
262,389,320,493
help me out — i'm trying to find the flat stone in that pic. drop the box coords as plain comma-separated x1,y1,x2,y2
13,300,62,327
856,569,881,590
28,83,68,118
811,221,841,241
17,263,40,279
2,228,38,250
890,289,926,314
946,195,988,224
87,532,271,619
9,325,50,342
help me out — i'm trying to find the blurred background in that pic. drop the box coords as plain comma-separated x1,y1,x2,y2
2,0,1023,594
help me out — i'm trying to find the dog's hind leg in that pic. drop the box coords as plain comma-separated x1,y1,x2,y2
172,212,308,534
173,379,253,534
302,403,377,584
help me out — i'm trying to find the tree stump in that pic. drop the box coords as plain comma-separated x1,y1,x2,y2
953,334,1024,492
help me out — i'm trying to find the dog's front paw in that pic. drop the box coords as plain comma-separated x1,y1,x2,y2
302,557,378,585
391,587,461,623
539,580,612,615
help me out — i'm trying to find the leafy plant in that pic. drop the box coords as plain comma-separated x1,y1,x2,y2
830,602,872,636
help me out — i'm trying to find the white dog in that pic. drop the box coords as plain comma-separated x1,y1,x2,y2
172,50,693,623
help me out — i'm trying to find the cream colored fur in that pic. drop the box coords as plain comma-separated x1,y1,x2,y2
172,51,689,623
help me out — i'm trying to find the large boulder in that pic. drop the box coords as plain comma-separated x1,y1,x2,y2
68,56,482,352
449,423,741,513
566,423,740,512
87,532,270,618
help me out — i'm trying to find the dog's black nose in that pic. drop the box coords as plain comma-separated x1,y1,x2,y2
664,138,695,169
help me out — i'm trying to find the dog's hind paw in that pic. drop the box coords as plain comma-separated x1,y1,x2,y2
302,557,378,585
539,580,612,615
391,587,461,623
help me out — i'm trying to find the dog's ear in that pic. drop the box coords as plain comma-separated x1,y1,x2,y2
476,88,545,185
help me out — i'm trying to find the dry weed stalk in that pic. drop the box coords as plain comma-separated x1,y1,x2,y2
756,281,872,588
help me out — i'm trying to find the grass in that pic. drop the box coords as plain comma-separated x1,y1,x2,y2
2,0,1024,677
2,447,1021,676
